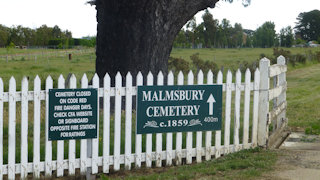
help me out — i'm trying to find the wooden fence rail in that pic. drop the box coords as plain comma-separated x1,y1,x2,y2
0,57,287,179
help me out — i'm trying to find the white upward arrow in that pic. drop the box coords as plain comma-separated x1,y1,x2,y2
207,94,216,115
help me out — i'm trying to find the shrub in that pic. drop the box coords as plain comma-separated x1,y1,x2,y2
168,57,189,74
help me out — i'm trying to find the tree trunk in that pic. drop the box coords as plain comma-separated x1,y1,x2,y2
95,0,219,83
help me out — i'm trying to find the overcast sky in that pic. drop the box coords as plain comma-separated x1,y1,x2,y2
0,0,319,38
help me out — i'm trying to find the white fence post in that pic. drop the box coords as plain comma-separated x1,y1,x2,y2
56,75,65,177
276,56,286,128
175,71,183,165
186,70,194,164
243,69,251,149
114,72,122,171
33,76,41,178
252,69,260,147
103,73,111,173
234,70,241,152
196,70,203,163
215,71,223,158
156,71,164,167
68,75,76,175
258,58,270,146
146,72,153,168
125,72,133,170
205,70,213,161
20,77,28,179
8,77,16,180
91,74,100,174
45,76,53,177
135,72,143,168
80,74,88,175
166,71,174,166
224,70,232,154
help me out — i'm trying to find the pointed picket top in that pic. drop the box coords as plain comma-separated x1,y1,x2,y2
0,77,3,91
197,70,203,85
254,68,260,89
157,71,164,85
177,71,184,85
245,69,251,83
126,72,132,87
58,75,65,89
207,70,213,85
136,71,143,86
168,71,174,85
69,74,77,88
46,76,53,90
81,73,88,88
277,55,286,65
103,73,111,87
147,71,153,86
21,76,29,88
34,75,41,90
254,68,260,79
92,73,99,88
187,70,194,85
217,71,223,84
226,70,232,82
9,76,16,91
115,72,122,88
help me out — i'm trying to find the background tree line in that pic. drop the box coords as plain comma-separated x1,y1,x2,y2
174,9,320,49
0,24,96,48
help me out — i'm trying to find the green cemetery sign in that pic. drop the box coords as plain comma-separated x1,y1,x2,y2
136,85,222,134
48,88,98,140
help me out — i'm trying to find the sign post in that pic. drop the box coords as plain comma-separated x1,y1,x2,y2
136,85,222,134
48,88,98,141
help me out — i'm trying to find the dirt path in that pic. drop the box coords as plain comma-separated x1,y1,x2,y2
261,132,320,180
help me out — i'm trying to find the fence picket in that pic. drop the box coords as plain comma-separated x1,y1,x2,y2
146,72,154,168
205,70,213,161
166,71,174,166
8,77,16,180
135,72,143,168
56,75,65,177
0,78,3,180
68,74,76,175
224,70,232,154
175,71,183,165
125,72,133,170
215,71,223,158
243,69,251,149
114,72,122,171
80,74,88,175
20,77,28,179
33,76,41,178
92,74,100,174
196,70,203,163
186,70,194,164
252,69,260,147
103,73,111,173
156,71,164,167
234,70,241,152
45,76,53,176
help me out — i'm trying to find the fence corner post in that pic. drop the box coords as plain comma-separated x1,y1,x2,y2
258,58,270,147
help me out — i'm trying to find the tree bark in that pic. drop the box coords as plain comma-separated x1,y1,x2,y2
95,0,219,82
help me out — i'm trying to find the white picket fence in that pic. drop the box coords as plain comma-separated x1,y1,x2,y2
0,56,287,179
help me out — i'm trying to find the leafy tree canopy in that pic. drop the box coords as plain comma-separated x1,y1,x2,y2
295,9,320,42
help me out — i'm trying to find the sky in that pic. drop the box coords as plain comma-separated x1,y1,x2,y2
0,0,319,38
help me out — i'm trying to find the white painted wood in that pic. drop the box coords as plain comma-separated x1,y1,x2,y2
80,74,88,175
175,71,183,165
269,84,287,101
33,75,41,178
45,76,53,177
196,70,203,163
243,69,251,149
269,64,287,77
8,77,16,180
125,72,133,170
135,72,143,168
155,71,164,167
146,72,153,168
269,101,287,120
186,70,193,164
234,69,241,152
276,56,287,129
224,70,232,154
252,69,260,147
114,72,122,171
258,58,270,146
68,74,76,175
20,77,28,179
91,74,100,174
0,78,3,179
56,75,65,177
103,73,111,173
215,71,223,158
166,71,174,166
205,70,213,161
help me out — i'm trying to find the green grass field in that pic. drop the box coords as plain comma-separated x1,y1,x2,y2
0,47,319,178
